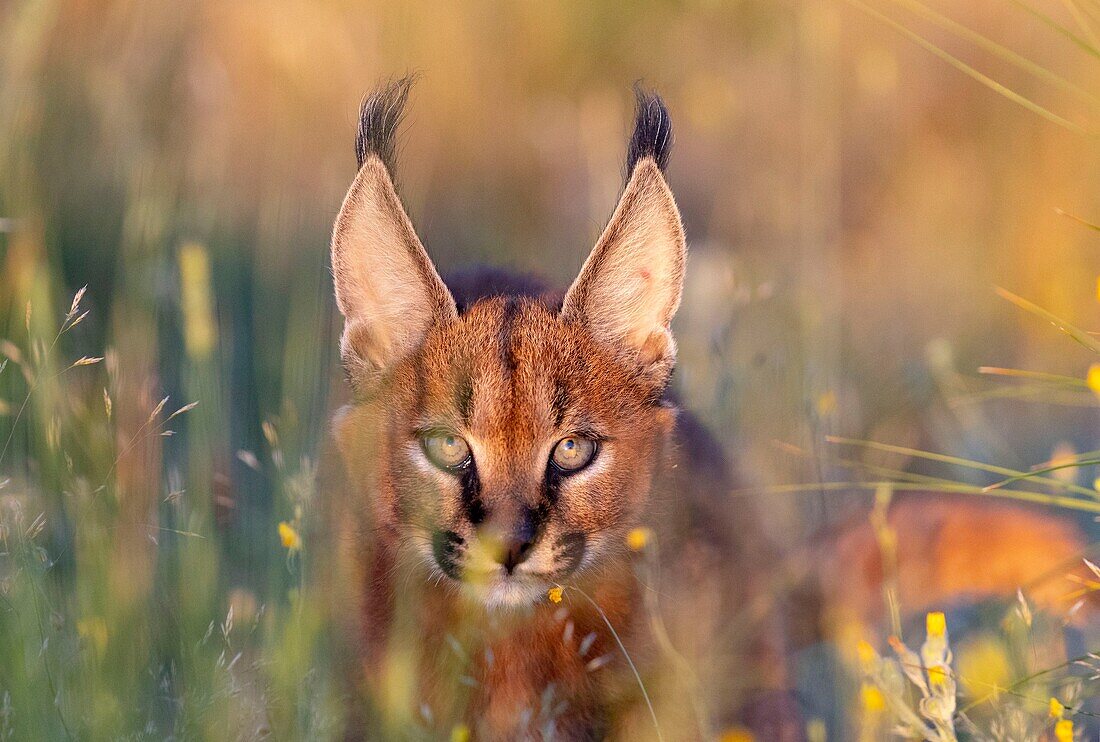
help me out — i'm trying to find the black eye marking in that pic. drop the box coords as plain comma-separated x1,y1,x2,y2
460,464,486,526
416,427,484,525
432,530,465,580
544,464,563,507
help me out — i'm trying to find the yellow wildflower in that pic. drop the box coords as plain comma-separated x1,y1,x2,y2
1050,697,1065,719
718,728,756,742
856,639,877,670
815,390,837,416
450,723,470,742
860,682,886,713
547,586,564,603
278,521,302,551
927,664,948,686
1055,718,1073,742
1088,364,1100,395
926,611,946,638
626,527,653,551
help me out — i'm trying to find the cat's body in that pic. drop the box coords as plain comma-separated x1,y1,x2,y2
318,80,794,740
316,78,1094,741
323,274,784,740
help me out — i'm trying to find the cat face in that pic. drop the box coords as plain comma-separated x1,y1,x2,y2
331,80,685,609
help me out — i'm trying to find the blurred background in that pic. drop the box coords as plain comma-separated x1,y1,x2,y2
2,0,1100,738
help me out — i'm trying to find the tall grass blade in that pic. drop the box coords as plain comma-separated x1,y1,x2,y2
889,0,1100,108
996,287,1100,353
567,586,664,742
846,0,1088,132
1061,0,1100,48
1054,207,1100,231
982,458,1100,491
730,480,1100,513
1006,0,1100,59
826,435,1100,498
978,366,1089,386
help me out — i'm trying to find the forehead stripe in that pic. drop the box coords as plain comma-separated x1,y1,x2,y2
552,381,569,429
455,374,474,427
498,297,519,374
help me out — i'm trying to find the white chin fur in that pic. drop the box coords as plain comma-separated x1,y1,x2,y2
464,577,547,611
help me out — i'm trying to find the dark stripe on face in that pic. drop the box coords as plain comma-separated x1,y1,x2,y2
543,465,563,508
460,464,486,525
455,374,474,427
498,297,518,373
551,381,569,428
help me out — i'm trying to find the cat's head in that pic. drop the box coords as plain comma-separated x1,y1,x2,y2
331,79,686,610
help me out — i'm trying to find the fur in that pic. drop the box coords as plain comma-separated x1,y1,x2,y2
320,81,792,740
626,85,673,174
355,75,416,172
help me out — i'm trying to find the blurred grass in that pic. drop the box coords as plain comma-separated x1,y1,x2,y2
2,0,1100,738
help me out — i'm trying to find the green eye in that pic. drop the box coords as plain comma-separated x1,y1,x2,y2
551,436,597,472
422,434,472,470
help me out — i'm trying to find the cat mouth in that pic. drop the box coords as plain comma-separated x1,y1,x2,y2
428,529,587,596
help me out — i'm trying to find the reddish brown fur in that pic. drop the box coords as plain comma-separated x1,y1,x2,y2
819,496,1092,630
318,86,1096,740
315,79,822,738
327,292,685,738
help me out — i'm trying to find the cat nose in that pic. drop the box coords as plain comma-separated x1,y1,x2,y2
486,507,539,573
498,536,534,574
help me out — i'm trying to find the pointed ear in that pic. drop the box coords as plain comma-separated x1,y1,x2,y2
332,79,456,390
561,91,685,381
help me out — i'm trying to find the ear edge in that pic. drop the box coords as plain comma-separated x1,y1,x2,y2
332,155,457,321
561,156,686,372
563,156,686,322
564,158,660,312
633,158,687,329
331,154,456,389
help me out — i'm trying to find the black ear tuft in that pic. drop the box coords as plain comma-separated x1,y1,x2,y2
626,84,673,174
355,75,418,171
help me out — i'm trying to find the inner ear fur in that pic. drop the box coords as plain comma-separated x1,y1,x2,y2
561,157,687,378
331,155,456,389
